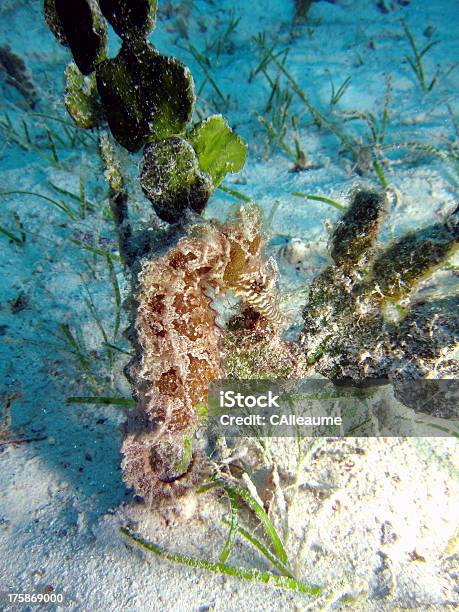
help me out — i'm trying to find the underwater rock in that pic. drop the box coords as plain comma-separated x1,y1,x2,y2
140,137,213,224
393,296,459,387
301,190,391,381
96,40,195,152
330,189,387,270
300,191,459,384
45,0,107,75
301,262,391,381
393,377,459,421
372,209,459,300
99,0,157,40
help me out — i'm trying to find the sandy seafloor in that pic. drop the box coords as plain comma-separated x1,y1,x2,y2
0,0,459,610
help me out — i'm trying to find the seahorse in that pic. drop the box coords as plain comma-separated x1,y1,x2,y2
121,204,283,504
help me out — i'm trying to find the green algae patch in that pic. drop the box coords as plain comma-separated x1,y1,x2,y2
99,0,157,40
188,115,247,188
96,40,195,152
140,137,213,223
45,0,107,75
65,63,103,129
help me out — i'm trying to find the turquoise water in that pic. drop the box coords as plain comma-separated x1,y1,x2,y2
0,1,458,609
